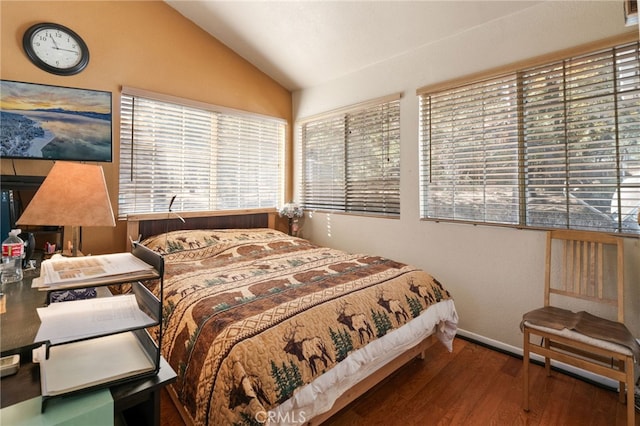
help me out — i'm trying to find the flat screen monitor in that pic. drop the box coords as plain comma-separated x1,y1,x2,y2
0,80,112,162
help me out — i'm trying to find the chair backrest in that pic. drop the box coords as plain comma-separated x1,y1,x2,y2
544,230,624,323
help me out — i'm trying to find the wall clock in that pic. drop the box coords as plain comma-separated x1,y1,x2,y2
22,23,89,76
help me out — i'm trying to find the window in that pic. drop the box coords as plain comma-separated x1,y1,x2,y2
119,87,285,217
420,75,520,224
299,94,401,216
419,39,640,234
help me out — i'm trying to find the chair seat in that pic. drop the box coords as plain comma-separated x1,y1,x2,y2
523,321,634,357
522,306,640,362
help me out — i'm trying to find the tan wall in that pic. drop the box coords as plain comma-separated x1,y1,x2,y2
0,0,292,254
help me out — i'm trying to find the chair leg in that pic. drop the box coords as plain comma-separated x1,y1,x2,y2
523,328,530,412
624,356,634,426
619,358,626,404
544,337,551,376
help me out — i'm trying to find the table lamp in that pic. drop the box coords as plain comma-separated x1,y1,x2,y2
16,161,116,256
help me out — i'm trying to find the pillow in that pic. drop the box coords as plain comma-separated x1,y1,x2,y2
141,228,288,254
142,229,219,253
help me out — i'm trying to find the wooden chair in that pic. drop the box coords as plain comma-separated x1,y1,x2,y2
522,230,637,426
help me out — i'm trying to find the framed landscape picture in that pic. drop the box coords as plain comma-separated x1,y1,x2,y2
0,80,112,162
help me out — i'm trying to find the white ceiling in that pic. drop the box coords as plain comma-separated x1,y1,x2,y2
166,1,542,92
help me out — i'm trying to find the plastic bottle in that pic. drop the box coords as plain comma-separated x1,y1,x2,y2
1,229,24,284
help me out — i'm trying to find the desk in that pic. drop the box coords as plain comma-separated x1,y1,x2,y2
0,259,177,425
0,387,113,426
0,357,176,426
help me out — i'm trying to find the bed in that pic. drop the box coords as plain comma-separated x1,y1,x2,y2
127,210,458,425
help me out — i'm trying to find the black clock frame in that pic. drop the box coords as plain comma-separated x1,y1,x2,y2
22,23,90,76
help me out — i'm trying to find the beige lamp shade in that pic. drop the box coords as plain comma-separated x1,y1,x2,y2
17,161,116,228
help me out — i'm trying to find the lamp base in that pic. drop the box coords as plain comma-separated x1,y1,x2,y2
70,226,81,257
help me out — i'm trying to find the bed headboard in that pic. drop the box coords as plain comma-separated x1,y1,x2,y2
126,208,283,250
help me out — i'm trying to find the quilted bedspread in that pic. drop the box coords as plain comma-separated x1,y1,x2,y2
142,229,453,425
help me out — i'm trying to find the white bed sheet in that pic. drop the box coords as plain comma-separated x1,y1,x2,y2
269,299,458,425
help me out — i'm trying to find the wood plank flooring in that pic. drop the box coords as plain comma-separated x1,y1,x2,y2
160,337,638,425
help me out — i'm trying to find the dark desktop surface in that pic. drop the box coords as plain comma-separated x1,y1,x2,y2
0,261,47,359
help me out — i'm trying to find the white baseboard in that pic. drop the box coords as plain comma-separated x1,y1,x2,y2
455,328,619,390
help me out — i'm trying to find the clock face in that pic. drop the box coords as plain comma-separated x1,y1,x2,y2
23,23,89,75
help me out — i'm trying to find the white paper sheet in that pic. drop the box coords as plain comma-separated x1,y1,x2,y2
39,332,155,396
35,294,156,345
38,253,154,287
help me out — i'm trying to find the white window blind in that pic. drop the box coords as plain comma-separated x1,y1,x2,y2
420,40,640,234
420,75,520,224
524,44,640,233
119,90,285,217
299,96,400,216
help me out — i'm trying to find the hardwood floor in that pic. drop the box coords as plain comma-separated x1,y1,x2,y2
160,337,638,425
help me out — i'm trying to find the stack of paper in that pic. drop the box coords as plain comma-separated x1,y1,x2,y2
33,253,157,290
37,332,156,396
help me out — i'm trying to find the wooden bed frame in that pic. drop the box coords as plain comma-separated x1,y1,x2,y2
125,208,284,251
125,209,442,425
306,334,437,425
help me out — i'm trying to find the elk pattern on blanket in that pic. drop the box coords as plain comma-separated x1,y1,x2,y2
142,229,452,425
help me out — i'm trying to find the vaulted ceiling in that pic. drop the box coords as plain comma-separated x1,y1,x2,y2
165,1,542,91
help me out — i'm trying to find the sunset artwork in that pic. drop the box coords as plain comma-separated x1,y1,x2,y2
0,80,112,162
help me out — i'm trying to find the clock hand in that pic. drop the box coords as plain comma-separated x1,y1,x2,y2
55,48,79,54
48,34,60,49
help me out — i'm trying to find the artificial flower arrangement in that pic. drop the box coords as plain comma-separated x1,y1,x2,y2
279,203,304,236
279,202,304,219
